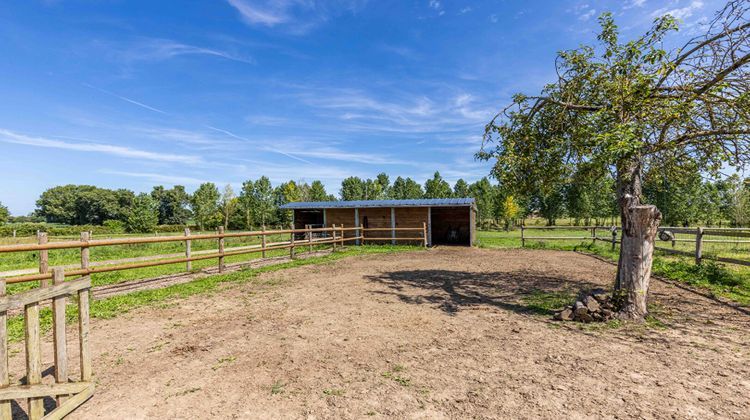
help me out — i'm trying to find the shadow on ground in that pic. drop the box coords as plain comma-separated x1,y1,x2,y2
365,269,602,316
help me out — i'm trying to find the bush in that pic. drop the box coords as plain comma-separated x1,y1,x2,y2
102,219,126,234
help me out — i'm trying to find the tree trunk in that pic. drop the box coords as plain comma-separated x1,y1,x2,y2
614,159,662,321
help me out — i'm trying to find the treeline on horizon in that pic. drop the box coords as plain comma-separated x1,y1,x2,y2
2,169,750,234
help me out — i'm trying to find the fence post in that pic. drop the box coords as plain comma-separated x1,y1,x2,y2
307,224,313,252
695,227,704,265
0,278,9,419
52,268,68,406
340,224,345,247
422,222,428,248
290,224,296,259
611,227,617,251
592,226,597,244
78,230,92,383
261,225,267,259
184,227,192,271
25,286,43,418
521,225,525,247
38,232,48,287
218,226,225,273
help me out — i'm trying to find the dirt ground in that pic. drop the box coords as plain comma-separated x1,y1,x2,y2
10,248,750,419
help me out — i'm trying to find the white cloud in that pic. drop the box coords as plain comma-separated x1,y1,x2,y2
101,170,221,186
579,8,596,21
226,0,288,26
226,0,369,33
652,1,704,20
120,38,254,65
0,129,201,164
623,0,647,9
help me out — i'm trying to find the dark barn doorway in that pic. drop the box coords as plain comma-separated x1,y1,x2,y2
294,209,324,230
431,206,471,245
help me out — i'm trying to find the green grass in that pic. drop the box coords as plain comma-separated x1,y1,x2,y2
6,245,419,342
520,289,577,315
478,229,750,306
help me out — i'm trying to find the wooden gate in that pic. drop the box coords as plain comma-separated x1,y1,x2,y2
0,267,93,419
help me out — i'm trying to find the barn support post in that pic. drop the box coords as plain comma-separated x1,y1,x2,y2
323,209,327,228
355,208,360,246
391,207,396,245
427,207,432,247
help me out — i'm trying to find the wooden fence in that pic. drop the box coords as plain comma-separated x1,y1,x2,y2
521,225,750,267
0,224,426,418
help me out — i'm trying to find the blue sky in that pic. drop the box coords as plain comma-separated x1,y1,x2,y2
0,0,724,214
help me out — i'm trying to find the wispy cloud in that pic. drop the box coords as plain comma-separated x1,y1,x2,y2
204,125,315,164
83,83,167,114
652,0,704,20
226,0,369,33
101,170,221,186
0,129,201,164
119,38,254,65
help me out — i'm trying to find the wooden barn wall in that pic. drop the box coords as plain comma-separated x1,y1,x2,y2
324,208,357,238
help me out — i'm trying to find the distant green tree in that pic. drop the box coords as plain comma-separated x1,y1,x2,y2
151,185,191,225
36,185,135,225
453,179,469,197
219,184,237,230
0,201,9,225
309,180,332,201
391,177,424,199
468,178,496,228
190,182,221,230
340,177,365,200
375,173,391,199
125,193,158,233
253,177,276,227
275,181,301,227
424,172,452,199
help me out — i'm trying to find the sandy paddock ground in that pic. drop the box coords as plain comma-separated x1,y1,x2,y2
8,247,750,419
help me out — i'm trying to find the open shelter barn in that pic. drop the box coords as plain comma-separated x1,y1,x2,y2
280,198,477,246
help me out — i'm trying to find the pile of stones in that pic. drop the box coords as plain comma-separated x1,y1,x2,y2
554,288,617,322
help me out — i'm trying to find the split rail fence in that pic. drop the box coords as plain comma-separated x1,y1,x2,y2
0,223,427,418
521,225,750,267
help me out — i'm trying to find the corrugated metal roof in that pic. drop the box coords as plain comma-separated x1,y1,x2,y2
280,198,475,210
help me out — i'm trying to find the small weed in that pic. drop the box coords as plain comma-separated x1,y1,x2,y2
645,315,668,329
114,356,124,366
365,411,377,416
521,289,576,315
382,367,411,387
323,388,345,396
167,387,201,399
212,355,236,370
271,380,285,395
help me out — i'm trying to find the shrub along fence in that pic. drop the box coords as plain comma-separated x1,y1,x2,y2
0,224,427,419
520,225,750,268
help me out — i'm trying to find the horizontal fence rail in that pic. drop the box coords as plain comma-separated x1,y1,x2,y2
0,225,428,285
520,225,750,268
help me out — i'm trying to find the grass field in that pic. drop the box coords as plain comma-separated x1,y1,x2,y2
477,229,750,305
0,231,334,295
